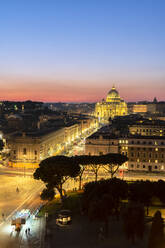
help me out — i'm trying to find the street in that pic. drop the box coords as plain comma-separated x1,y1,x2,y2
0,169,45,248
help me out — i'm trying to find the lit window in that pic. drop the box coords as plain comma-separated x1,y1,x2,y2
155,160,158,163
155,148,158,151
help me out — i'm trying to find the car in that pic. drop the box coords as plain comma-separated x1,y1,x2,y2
56,210,72,226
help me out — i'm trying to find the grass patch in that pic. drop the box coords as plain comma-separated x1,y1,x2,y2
39,190,83,216
63,191,83,214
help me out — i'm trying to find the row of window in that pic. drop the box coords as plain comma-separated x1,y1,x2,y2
130,140,165,145
13,149,37,155
13,156,38,160
130,153,164,158
135,129,164,133
130,164,158,169
130,147,163,151
120,140,165,145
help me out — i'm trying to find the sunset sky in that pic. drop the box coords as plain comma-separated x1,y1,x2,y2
0,0,165,102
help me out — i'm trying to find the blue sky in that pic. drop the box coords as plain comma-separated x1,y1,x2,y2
0,0,165,102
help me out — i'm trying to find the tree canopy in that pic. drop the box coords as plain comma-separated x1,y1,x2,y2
34,155,81,202
33,153,127,202
74,153,128,178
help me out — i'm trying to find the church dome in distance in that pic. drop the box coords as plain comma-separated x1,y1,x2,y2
106,85,120,102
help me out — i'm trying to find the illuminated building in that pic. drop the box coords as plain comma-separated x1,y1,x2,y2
7,128,65,169
132,104,147,114
120,137,165,172
85,133,119,155
129,120,165,136
6,117,98,168
85,124,165,172
95,85,127,123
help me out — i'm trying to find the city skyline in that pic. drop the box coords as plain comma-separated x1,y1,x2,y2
0,0,165,102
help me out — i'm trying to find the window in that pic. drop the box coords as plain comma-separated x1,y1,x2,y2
143,141,146,144
149,153,151,158
13,150,16,154
143,153,146,157
131,141,134,144
23,148,27,155
143,165,145,168
112,142,114,145
34,150,37,155
131,152,134,157
131,147,134,150
162,154,164,158
137,152,140,157
155,166,158,169
131,164,134,168
99,151,103,155
161,142,164,145
137,164,140,168
143,148,146,151
149,141,152,145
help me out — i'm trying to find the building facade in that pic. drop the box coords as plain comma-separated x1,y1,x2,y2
85,122,165,172
6,117,98,168
95,86,127,123
120,137,165,172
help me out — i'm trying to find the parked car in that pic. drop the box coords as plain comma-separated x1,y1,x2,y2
56,210,72,226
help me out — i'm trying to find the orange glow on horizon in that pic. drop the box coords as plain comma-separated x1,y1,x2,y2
0,76,164,103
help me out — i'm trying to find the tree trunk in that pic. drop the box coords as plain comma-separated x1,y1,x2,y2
95,170,98,182
58,185,65,205
79,175,82,190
